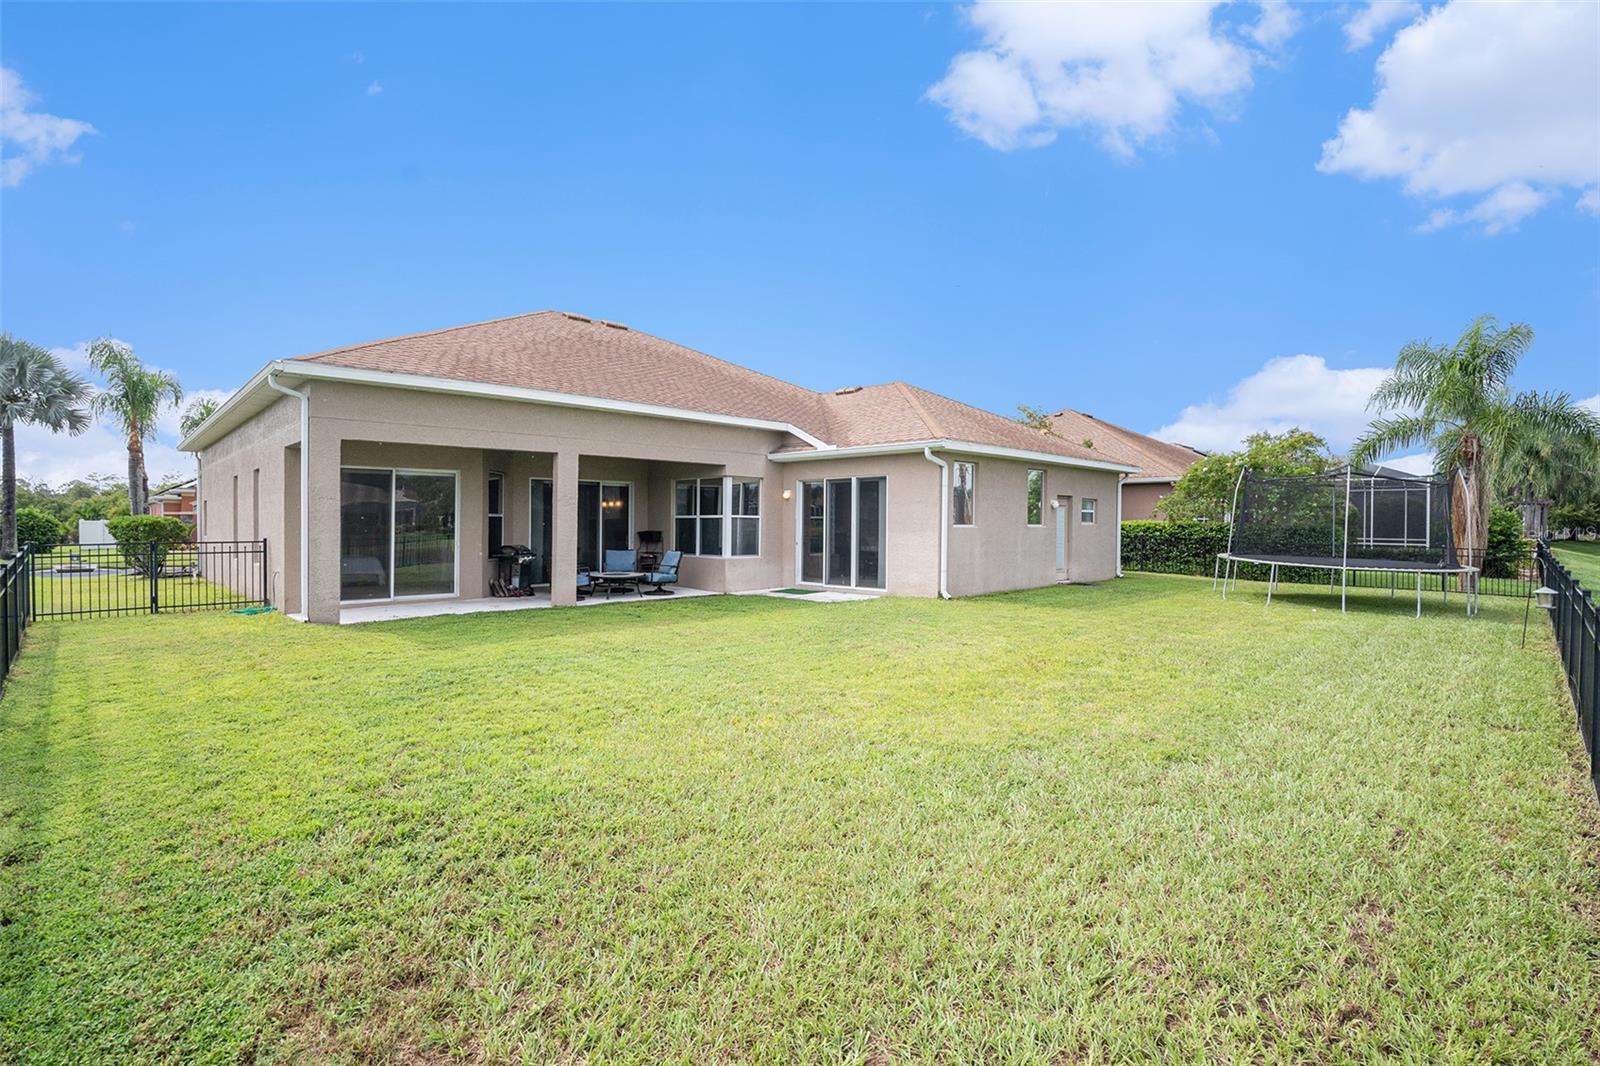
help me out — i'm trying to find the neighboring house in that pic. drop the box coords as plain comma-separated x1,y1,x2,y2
181,312,1138,623
148,477,197,527
1045,410,1205,520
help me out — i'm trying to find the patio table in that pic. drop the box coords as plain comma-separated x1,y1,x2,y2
591,570,644,598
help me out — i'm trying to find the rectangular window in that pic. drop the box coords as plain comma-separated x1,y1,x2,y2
487,474,504,555
801,476,886,589
340,467,457,602
1026,469,1044,526
730,478,760,556
1080,497,1097,524
952,461,975,526
231,475,239,539
675,477,728,556
576,481,630,570
251,468,261,540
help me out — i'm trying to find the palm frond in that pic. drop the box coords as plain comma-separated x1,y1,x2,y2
1349,414,1438,467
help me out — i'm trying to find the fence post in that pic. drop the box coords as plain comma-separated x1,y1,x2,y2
149,541,160,615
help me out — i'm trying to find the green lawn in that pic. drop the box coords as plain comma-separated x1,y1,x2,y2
1,575,1595,1063
1551,540,1600,592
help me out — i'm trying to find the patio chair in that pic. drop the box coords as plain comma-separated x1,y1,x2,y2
641,550,681,596
602,549,638,573
576,566,593,600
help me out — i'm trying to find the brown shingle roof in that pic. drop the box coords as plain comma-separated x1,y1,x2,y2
293,311,834,439
288,310,1118,464
1046,409,1206,479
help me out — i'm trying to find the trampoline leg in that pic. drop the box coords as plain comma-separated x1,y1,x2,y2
1213,555,1221,591
1416,571,1422,619
1266,564,1277,606
1340,567,1347,613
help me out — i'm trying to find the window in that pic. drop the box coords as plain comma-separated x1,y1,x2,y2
231,475,239,539
730,478,760,556
340,467,457,601
675,478,723,556
676,477,757,556
1080,498,1097,524
487,474,504,555
1026,469,1044,526
800,477,886,589
952,462,975,526
251,468,261,540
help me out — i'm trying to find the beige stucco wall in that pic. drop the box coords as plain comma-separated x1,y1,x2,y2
943,453,1122,596
1121,480,1175,521
198,379,1128,620
194,394,299,609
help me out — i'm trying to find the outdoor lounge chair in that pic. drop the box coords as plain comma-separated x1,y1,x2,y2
576,566,593,599
602,549,638,573
641,550,681,595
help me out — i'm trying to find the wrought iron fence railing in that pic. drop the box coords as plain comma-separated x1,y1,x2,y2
27,539,268,620
0,549,32,690
1536,541,1598,803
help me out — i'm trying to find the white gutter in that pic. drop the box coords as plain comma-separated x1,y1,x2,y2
184,360,832,453
1122,475,1177,485
267,371,310,619
922,446,951,599
770,438,1139,475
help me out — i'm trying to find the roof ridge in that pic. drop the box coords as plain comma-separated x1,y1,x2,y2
1054,409,1202,457
893,381,944,438
293,310,560,364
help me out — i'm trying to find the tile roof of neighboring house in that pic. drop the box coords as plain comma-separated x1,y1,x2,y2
288,310,1106,463
1045,409,1206,480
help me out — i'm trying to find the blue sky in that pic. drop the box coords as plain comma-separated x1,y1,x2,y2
3,1,1596,485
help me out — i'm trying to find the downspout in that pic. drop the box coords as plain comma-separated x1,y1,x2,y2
1115,474,1124,577
267,369,310,619
922,446,951,599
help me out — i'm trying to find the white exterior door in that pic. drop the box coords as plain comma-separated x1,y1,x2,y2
1054,498,1069,572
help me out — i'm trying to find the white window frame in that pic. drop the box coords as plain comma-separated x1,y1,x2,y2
1025,468,1045,527
952,461,976,527
339,465,462,604
1080,497,1097,524
728,476,761,558
793,476,887,591
487,472,504,554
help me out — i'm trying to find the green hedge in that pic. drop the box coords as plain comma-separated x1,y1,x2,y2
107,515,193,576
1120,520,1229,576
17,507,66,548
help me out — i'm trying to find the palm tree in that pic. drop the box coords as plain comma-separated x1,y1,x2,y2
1351,315,1600,566
86,339,183,515
0,336,93,553
179,397,219,438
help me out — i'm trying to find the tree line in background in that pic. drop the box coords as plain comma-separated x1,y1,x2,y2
0,334,217,554
1148,316,1599,548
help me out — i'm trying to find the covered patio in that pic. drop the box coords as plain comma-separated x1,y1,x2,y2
336,583,720,624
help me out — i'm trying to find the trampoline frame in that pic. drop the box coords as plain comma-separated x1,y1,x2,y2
1214,464,1479,619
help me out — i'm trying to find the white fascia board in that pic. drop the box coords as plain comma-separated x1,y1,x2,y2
1122,475,1177,485
178,364,273,452
182,360,833,452
767,439,1140,474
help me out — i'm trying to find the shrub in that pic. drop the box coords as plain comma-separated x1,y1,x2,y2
107,515,193,576
1120,520,1230,576
1550,503,1600,539
16,507,66,548
1482,507,1531,578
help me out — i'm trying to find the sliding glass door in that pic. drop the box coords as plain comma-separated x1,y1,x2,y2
539,478,631,573
800,477,886,589
341,467,458,602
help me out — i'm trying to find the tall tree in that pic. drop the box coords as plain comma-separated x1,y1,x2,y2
1159,428,1335,521
179,397,219,438
87,339,183,515
1350,315,1600,562
0,335,93,552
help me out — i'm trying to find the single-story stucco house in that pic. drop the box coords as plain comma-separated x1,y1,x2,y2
1045,409,1205,521
180,312,1139,623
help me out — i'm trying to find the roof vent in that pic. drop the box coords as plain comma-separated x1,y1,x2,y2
833,385,863,396
601,321,629,331
562,313,593,323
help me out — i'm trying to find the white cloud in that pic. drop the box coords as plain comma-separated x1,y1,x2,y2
0,66,95,187
1579,394,1600,418
1152,354,1390,453
927,1,1285,156
1341,0,1420,51
1578,188,1600,216
365,81,383,96
1318,1,1599,234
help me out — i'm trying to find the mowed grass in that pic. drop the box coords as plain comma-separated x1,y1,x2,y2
1,575,1596,1063
1552,540,1600,591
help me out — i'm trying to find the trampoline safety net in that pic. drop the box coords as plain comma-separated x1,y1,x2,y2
1230,467,1461,571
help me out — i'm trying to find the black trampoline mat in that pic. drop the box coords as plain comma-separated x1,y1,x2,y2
1222,553,1474,573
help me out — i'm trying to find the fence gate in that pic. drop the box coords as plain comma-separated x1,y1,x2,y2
27,540,269,621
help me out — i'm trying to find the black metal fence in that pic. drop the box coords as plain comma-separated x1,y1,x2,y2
0,550,31,691
27,540,269,620
1537,541,1598,803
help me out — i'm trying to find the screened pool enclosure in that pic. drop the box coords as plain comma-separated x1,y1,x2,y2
1215,466,1478,617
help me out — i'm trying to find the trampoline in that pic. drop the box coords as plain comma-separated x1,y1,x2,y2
1215,465,1478,618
